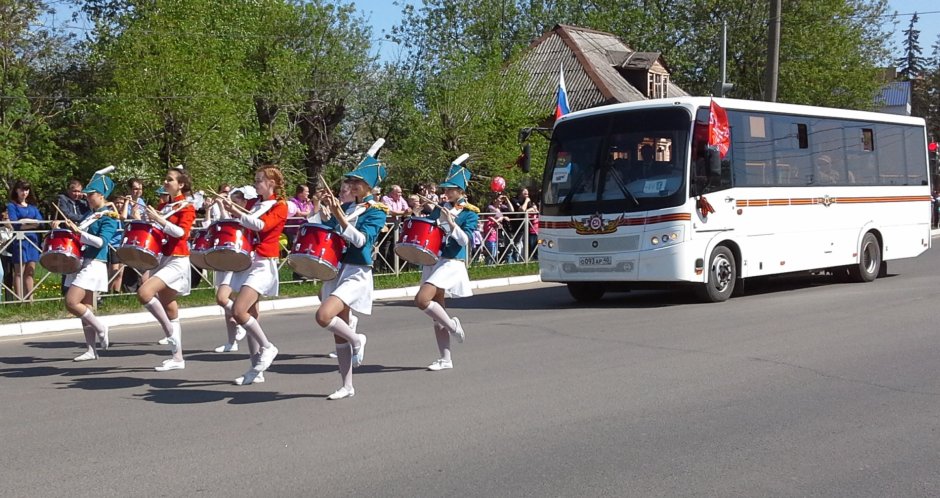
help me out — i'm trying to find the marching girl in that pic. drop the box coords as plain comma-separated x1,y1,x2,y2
137,166,197,371
413,155,478,371
217,166,288,386
315,140,389,400
64,168,120,361
211,186,254,353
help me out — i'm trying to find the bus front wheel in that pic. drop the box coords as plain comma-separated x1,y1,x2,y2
567,282,606,303
849,232,881,283
696,246,736,303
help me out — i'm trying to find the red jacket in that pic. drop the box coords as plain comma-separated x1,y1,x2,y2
161,194,196,257
243,196,287,258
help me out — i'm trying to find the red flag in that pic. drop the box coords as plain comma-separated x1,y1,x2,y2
708,99,730,159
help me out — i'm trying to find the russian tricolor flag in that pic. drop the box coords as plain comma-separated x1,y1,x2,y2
555,64,570,120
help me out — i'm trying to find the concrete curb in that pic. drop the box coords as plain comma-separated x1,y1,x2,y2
0,274,542,338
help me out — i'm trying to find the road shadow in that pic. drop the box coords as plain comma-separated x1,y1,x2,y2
134,388,321,404
378,270,899,310
269,362,424,376
58,376,231,391
0,364,151,378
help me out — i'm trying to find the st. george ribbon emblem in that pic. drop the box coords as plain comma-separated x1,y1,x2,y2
813,195,836,207
571,212,622,235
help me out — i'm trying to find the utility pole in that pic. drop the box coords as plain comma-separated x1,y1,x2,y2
713,20,733,97
764,0,781,102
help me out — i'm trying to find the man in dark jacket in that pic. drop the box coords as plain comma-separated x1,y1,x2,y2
58,179,90,223
57,179,90,294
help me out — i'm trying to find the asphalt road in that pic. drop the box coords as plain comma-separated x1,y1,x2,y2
3,248,940,497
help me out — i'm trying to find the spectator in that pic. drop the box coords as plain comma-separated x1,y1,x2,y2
57,179,90,223
426,182,440,203
126,178,147,220
286,184,314,246
203,183,232,225
483,193,512,264
0,205,11,301
525,199,540,261
7,179,44,300
108,195,128,293
381,184,411,221
815,154,840,184
406,194,424,217
288,184,315,219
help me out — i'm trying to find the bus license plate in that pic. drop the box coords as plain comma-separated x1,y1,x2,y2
579,256,611,266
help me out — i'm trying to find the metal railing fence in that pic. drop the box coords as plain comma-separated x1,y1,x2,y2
0,211,538,304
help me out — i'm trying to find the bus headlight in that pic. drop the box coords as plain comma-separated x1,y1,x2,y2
649,229,682,248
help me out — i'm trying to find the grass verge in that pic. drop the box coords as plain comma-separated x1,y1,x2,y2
0,263,539,324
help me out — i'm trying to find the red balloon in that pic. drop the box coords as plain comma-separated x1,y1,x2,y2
490,176,506,192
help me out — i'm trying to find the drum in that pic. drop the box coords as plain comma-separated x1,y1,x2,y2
40,229,82,274
189,227,213,270
204,220,254,272
287,223,346,281
116,221,165,271
395,217,444,266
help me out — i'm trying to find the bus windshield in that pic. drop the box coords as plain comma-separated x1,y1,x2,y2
541,107,691,216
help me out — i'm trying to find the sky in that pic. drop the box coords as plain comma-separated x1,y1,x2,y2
353,0,940,63
40,0,940,67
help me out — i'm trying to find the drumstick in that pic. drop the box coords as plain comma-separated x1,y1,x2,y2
50,203,80,231
317,174,335,199
205,186,250,215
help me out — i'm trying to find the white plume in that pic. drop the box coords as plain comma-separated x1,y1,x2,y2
452,153,470,166
366,138,386,157
94,165,116,175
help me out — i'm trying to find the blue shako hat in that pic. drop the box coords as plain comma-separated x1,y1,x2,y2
344,138,387,188
439,153,471,191
82,165,116,198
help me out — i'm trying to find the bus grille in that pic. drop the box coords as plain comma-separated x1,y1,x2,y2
559,235,640,252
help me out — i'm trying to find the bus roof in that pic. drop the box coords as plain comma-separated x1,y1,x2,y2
555,97,927,128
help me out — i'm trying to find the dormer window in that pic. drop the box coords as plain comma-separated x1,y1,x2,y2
648,72,668,99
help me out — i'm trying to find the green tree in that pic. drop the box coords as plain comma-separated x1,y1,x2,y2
0,0,79,200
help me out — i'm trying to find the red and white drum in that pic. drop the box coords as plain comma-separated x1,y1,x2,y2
116,221,165,271
204,220,254,272
189,227,213,270
40,229,82,274
395,217,444,266
287,223,346,281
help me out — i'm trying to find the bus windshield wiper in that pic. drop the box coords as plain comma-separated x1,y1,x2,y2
604,166,640,207
561,166,594,212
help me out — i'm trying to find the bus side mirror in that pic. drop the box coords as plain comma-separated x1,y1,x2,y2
706,148,721,178
515,143,531,173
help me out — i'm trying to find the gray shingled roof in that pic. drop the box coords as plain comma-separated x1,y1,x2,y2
519,25,687,115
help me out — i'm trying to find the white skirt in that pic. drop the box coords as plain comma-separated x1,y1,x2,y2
213,270,240,289
66,259,109,293
230,257,279,297
321,264,374,315
421,258,472,298
152,255,192,296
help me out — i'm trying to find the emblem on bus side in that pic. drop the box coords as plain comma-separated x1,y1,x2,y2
814,195,836,207
571,213,622,235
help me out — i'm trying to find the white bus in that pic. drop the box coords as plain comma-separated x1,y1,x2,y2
538,97,932,302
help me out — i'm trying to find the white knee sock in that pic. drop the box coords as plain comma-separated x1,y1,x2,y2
423,302,455,334
80,309,106,337
144,297,173,336
326,316,359,346
336,342,353,389
223,307,238,343
241,316,271,348
434,323,451,361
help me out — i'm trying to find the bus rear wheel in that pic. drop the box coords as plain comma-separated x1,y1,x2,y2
849,232,881,283
696,246,736,303
567,282,605,303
